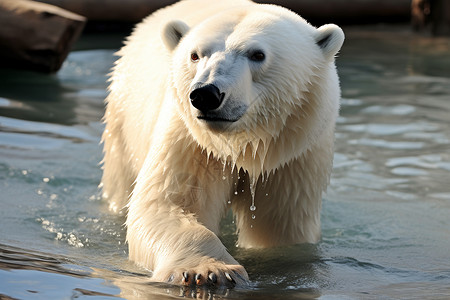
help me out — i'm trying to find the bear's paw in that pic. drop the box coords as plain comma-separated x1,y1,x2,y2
155,262,248,288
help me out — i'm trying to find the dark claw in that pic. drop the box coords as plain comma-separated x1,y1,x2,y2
195,274,202,285
224,272,235,284
182,271,189,284
208,272,217,284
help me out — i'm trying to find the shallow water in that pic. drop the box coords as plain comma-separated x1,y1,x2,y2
1,27,450,299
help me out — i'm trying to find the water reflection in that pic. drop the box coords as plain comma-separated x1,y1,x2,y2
0,50,112,126
0,244,121,299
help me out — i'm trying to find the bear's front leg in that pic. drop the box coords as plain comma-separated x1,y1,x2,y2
126,142,248,288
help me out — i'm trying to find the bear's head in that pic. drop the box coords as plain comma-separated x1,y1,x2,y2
162,5,344,174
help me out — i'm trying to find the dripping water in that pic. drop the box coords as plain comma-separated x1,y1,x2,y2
249,175,257,222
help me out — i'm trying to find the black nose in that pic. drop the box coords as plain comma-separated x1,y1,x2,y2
189,84,224,112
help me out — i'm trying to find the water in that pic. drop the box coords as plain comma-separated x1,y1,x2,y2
1,27,450,299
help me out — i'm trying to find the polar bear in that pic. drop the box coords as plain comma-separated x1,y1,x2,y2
101,0,344,288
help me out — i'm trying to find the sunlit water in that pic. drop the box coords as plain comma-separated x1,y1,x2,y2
1,27,449,299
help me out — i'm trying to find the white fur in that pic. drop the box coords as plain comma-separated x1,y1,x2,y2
101,0,344,285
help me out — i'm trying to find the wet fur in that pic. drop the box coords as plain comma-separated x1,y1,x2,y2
101,0,343,286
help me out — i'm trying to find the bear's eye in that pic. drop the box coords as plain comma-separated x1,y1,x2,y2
249,51,265,62
191,53,199,62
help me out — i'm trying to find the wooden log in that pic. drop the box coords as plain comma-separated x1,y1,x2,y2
0,0,86,73
430,0,450,35
412,0,450,36
36,0,172,23
257,0,412,24
36,0,411,24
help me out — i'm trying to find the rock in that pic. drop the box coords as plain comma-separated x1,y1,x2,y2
0,0,86,73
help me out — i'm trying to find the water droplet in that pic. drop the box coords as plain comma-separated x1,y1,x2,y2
241,189,245,193
43,177,50,183
265,193,269,196
234,191,238,195
227,200,231,204
249,177,256,214
251,214,256,220
250,225,253,228
222,176,227,180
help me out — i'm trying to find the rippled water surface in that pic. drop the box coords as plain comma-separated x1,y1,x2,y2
1,27,449,299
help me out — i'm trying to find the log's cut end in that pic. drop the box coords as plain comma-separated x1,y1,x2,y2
412,0,450,36
0,0,86,73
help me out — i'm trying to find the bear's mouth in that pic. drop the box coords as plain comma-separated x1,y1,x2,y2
197,115,238,123
194,103,247,126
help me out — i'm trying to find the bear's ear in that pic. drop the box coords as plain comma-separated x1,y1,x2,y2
162,20,190,51
315,24,345,60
